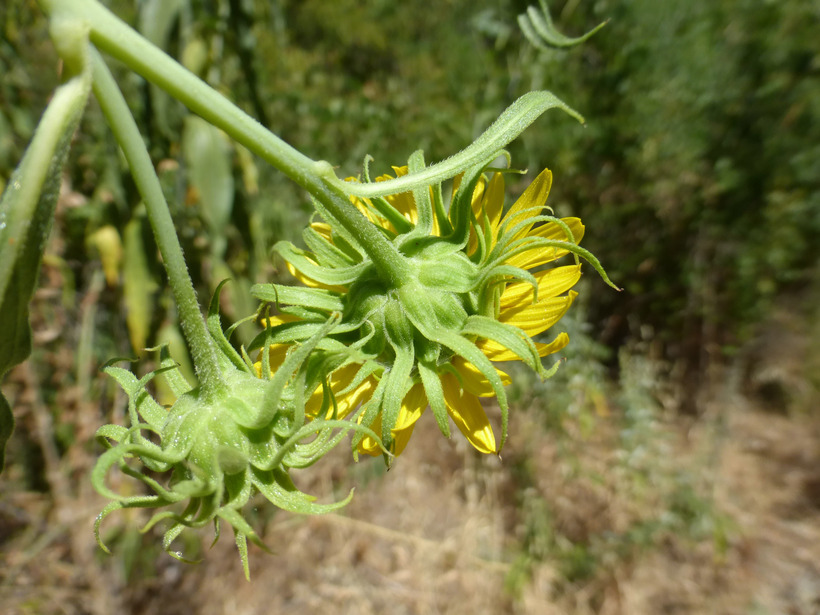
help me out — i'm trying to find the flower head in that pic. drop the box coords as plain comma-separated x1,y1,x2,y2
253,159,614,461
92,289,370,578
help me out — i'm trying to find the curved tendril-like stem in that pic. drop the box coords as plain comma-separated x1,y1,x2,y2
321,91,584,199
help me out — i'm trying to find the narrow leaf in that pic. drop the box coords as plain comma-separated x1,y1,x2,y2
123,210,159,352
0,26,91,472
182,116,234,260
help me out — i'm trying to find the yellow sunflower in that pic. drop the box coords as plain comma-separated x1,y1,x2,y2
357,168,583,455
257,165,589,458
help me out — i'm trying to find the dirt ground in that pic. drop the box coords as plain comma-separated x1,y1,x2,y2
2,355,819,615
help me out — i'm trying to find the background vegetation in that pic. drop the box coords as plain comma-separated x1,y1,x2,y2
1,0,819,613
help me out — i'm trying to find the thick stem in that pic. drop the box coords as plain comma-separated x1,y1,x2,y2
90,50,226,395
38,0,411,287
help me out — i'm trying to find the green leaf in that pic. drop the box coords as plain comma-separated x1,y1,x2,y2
448,154,499,246
0,22,91,473
380,304,415,452
210,262,258,349
156,344,194,399
365,196,413,235
239,314,340,430
206,279,249,372
102,365,167,433
400,288,509,450
95,423,130,444
182,116,234,260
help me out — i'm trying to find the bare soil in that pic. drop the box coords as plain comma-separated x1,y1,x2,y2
2,359,819,615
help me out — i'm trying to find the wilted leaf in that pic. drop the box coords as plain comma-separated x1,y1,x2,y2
87,224,123,287
0,31,91,472
123,210,159,352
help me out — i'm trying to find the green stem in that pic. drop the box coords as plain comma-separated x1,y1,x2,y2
38,0,410,287
89,49,226,394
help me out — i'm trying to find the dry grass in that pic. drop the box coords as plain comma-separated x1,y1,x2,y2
2,252,820,614
2,355,819,615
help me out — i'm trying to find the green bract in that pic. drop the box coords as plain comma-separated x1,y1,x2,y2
93,287,380,579
252,155,617,459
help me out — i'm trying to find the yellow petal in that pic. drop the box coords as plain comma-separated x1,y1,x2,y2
386,191,418,225
358,382,426,456
471,175,487,206
503,168,553,240
358,413,421,457
452,356,512,397
311,222,333,242
253,343,291,377
357,413,385,456
501,264,582,309
483,173,505,230
389,420,420,456
394,382,428,429
498,290,577,337
285,260,346,293
330,377,377,419
479,331,569,361
469,172,505,253
441,373,496,454
535,331,570,357
385,168,416,224
471,172,503,223
307,364,378,420
430,190,442,237
260,313,302,328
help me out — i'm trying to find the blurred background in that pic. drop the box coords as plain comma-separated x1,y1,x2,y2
1,0,819,613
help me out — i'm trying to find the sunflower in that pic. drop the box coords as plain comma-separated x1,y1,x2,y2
253,164,596,459
356,167,583,455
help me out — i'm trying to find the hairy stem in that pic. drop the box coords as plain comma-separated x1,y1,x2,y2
90,49,226,394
